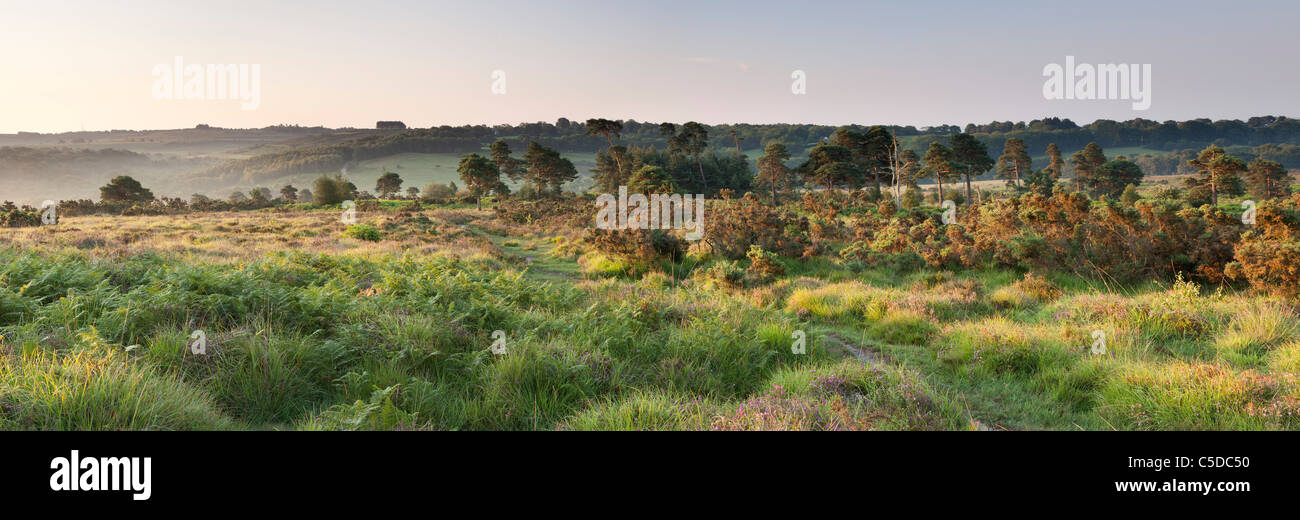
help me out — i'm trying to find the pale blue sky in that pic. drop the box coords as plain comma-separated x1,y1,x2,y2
1,0,1296,133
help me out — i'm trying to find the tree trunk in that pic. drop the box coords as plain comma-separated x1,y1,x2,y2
477,196,482,211
937,175,944,203
697,156,707,192
965,173,973,205
606,135,625,178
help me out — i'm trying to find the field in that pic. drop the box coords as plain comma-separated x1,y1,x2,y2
2,199,1296,431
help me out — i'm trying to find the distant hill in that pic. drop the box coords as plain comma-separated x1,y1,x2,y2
4,116,1298,204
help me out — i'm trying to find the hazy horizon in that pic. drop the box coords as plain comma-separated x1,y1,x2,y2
2,0,1298,134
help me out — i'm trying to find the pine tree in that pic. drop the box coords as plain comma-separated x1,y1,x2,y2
457,153,501,210
1091,159,1143,198
950,134,993,204
1044,143,1064,180
585,118,626,176
523,141,577,196
1186,145,1246,207
99,176,155,203
1070,142,1107,193
923,142,955,202
1245,158,1291,200
375,172,403,198
996,138,1032,187
755,143,793,205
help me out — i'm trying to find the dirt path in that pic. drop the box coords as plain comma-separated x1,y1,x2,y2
822,332,890,367
821,332,997,431
519,256,574,280
461,224,576,280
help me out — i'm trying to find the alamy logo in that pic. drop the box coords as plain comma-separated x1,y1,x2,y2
790,330,806,355
1043,56,1151,110
595,186,705,241
940,200,957,225
340,200,358,224
40,200,57,225
791,70,806,95
490,330,507,355
152,56,261,110
1241,200,1256,225
189,330,206,355
50,450,152,501
1089,329,1107,355
491,70,507,95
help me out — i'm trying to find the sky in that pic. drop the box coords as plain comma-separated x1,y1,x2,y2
1,0,1297,133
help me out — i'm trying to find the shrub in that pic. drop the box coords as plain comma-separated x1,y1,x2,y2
1151,186,1182,203
578,252,634,278
745,245,785,284
704,193,812,259
1225,196,1300,296
1,207,41,227
420,182,457,203
901,188,922,209
585,228,683,263
692,260,746,290
343,224,383,242
494,195,591,227
638,271,674,289
1120,184,1142,206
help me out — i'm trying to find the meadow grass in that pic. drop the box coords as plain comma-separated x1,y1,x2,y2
2,206,1296,430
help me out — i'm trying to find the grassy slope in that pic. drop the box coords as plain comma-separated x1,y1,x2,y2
2,202,1297,431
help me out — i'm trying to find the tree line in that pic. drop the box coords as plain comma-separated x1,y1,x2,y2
912,116,1300,166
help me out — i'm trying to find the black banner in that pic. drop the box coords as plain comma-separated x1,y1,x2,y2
1,432,1292,511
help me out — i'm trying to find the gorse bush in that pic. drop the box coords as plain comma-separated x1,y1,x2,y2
1226,195,1300,296
1,206,41,227
343,223,383,242
494,195,592,228
704,193,812,260
744,245,785,284
585,228,684,263
838,190,1259,287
